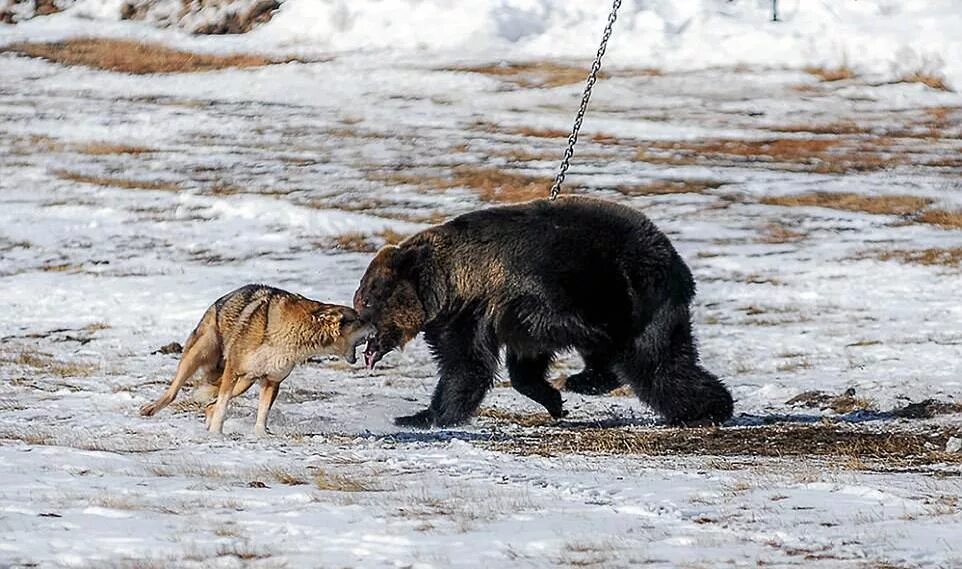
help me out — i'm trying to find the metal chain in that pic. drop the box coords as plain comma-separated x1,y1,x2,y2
549,0,622,201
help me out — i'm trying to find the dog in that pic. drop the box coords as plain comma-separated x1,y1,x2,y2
140,284,373,435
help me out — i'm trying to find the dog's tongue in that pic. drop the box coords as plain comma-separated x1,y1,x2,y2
363,343,379,370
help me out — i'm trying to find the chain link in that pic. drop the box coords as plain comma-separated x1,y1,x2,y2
549,0,622,201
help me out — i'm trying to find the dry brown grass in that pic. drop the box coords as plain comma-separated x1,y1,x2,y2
6,350,96,377
900,71,952,92
804,65,857,82
916,209,962,229
3,38,302,74
470,121,569,139
614,179,725,196
312,470,375,492
768,122,872,136
485,424,959,469
55,170,181,192
760,192,931,217
758,223,807,244
477,407,556,427
636,136,914,174
326,228,410,253
864,247,962,267
443,61,605,88
370,166,553,204
75,143,155,155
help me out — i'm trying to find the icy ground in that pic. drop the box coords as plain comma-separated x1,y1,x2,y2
3,23,962,569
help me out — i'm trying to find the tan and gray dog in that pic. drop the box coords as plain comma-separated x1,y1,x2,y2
140,284,372,435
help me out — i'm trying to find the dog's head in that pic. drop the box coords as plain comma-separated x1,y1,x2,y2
353,245,426,369
299,301,374,364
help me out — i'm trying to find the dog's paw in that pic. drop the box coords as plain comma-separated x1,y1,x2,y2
394,409,435,429
139,403,158,417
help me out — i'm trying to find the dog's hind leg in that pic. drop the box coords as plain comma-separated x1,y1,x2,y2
204,373,257,428
206,361,243,434
141,317,220,417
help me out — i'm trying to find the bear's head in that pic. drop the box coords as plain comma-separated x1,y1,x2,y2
353,245,426,369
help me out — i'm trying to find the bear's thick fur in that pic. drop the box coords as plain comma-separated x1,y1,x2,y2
354,196,733,428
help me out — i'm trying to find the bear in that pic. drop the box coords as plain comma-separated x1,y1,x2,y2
353,196,733,428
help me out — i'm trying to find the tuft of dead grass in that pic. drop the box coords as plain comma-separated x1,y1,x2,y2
758,223,807,244
804,66,857,82
2,38,303,74
54,170,181,192
900,71,952,92
312,469,375,492
760,192,931,217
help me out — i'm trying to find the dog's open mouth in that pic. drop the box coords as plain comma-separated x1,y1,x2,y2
345,328,375,365
363,337,386,370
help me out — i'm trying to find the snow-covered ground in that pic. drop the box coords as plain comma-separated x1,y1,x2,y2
2,7,962,568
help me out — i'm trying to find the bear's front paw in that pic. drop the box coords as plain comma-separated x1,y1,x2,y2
394,409,435,429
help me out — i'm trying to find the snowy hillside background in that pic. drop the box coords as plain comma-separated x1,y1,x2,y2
2,0,961,89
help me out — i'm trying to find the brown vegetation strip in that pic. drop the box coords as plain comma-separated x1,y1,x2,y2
760,192,931,216
55,170,181,192
861,247,962,268
370,166,553,203
443,62,607,88
484,424,960,467
2,38,305,74
637,137,900,174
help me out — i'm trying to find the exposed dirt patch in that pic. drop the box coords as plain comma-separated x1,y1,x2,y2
485,424,960,469
760,192,931,217
2,38,303,74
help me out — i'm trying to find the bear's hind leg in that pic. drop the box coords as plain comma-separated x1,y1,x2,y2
505,351,565,419
613,304,733,426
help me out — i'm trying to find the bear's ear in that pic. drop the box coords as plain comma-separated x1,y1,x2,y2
392,242,429,280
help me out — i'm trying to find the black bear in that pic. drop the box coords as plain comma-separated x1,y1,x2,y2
353,196,733,428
